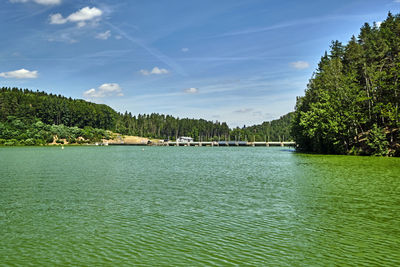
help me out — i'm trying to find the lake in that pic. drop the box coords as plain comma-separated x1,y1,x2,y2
1,146,399,265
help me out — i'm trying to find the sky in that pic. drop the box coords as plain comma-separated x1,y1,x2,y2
1,0,400,127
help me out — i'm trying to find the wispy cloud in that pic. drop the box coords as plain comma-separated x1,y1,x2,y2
140,67,169,76
48,32,77,43
219,14,380,37
105,21,187,76
181,48,189,52
50,6,102,27
234,108,253,113
83,83,123,98
184,88,198,94
290,61,310,70
96,30,111,40
0,68,38,79
10,0,61,5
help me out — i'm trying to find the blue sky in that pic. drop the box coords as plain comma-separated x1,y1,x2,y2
1,0,399,127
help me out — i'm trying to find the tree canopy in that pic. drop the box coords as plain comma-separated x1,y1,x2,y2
0,87,292,145
291,12,400,156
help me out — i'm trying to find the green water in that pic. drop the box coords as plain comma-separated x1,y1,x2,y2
0,146,399,266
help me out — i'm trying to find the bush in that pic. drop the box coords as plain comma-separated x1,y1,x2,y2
4,139,18,146
24,138,36,146
68,137,76,144
367,124,389,156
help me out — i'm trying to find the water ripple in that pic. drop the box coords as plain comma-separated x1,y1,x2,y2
0,146,400,265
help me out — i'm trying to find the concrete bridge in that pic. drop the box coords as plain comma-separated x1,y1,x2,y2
160,141,295,147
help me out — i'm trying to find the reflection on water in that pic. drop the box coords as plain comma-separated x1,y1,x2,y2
0,146,399,265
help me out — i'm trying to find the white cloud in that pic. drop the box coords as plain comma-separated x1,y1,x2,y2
151,67,169,75
49,13,67,24
10,0,61,5
76,21,86,28
115,35,122,40
140,67,169,76
394,0,400,2
139,70,150,75
182,48,189,52
234,108,253,113
290,61,310,70
34,0,60,4
48,32,77,43
68,7,102,22
50,7,102,27
83,83,123,98
0,68,38,79
184,88,198,94
376,21,382,28
96,30,111,40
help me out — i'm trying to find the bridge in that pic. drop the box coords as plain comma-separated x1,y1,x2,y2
158,141,296,147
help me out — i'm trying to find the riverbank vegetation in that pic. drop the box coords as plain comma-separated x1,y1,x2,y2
0,116,111,146
0,87,292,145
292,12,400,156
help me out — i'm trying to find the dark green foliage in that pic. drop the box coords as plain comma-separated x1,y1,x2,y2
115,113,230,141
367,124,389,156
0,87,231,142
229,113,294,142
292,12,400,156
0,87,292,144
0,87,117,129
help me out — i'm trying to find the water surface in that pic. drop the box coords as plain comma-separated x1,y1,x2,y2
1,146,399,265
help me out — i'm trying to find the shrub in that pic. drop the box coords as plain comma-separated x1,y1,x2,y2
367,124,389,156
4,139,18,146
24,138,36,146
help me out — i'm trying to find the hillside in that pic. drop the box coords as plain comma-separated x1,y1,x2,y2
0,87,292,145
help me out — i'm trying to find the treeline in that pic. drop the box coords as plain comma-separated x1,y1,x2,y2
115,111,293,142
231,112,294,142
1,87,292,144
0,87,231,142
116,112,230,141
292,12,400,156
0,87,117,129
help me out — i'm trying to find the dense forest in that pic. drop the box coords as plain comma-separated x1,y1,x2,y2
0,87,292,145
292,12,400,156
231,112,294,142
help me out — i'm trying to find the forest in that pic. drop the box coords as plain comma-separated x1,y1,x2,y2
232,112,294,142
0,87,292,145
292,12,400,156
4,14,399,154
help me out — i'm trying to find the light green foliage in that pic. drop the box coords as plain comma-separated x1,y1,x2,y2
0,116,109,146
